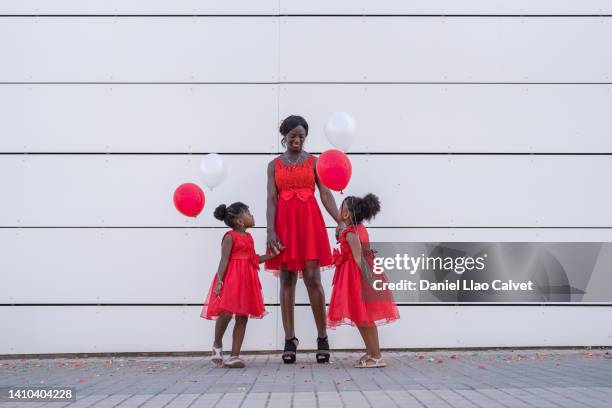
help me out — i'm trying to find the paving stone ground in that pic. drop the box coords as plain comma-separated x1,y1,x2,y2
1,349,611,408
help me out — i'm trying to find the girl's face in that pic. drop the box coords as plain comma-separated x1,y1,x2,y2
285,126,306,152
340,200,353,225
236,208,255,229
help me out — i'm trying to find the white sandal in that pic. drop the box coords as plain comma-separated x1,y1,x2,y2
354,356,386,368
210,346,223,367
224,355,246,368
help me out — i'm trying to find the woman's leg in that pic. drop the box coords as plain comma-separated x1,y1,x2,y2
213,312,232,348
231,316,248,356
302,263,327,339
279,269,298,339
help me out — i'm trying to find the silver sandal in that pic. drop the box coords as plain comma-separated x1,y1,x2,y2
354,355,387,368
224,355,246,368
210,346,223,367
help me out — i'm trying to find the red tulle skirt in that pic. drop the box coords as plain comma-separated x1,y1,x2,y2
201,258,267,320
327,256,400,328
264,194,333,277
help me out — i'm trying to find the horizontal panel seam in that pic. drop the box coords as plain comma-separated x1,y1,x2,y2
2,152,612,156
1,82,611,85
1,303,611,307
3,226,612,229
1,15,612,18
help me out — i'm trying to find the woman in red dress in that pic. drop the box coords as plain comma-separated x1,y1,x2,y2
265,115,345,364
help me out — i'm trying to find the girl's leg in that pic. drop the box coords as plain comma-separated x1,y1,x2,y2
361,326,382,359
356,326,370,356
279,270,298,339
213,312,232,348
302,263,327,339
231,315,248,356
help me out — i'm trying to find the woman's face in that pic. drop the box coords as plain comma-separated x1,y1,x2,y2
285,126,306,152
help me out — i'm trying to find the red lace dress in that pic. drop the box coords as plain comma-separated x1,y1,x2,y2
264,154,333,277
327,224,400,328
201,230,267,320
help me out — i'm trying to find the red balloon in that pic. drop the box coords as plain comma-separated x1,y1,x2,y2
173,183,205,217
316,149,352,192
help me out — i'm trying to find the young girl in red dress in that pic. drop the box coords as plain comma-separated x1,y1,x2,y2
327,193,400,368
201,202,279,368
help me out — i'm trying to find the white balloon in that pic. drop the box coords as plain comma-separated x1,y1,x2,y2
324,111,356,151
200,153,227,189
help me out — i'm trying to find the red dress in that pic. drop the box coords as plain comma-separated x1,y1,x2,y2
264,154,333,277
201,230,267,320
327,224,400,328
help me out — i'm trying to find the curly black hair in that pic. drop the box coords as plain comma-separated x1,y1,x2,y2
343,193,381,224
213,202,249,228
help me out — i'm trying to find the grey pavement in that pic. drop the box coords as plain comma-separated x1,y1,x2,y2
1,349,611,408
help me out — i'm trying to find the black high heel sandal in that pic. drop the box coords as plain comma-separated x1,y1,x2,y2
282,337,299,364
316,336,331,363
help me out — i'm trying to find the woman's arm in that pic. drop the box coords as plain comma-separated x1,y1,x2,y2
213,234,233,295
313,156,345,240
266,160,282,252
313,156,342,224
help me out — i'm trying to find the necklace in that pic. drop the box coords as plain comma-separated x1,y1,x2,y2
284,151,304,165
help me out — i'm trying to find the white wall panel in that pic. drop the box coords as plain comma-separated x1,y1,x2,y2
2,305,610,355
0,228,279,304
1,155,610,228
280,17,612,82
0,1,278,14
2,1,610,15
0,155,266,227
281,1,612,15
1,306,278,354
3,83,610,153
281,84,612,153
0,84,278,153
0,18,278,82
290,306,612,350
4,227,611,305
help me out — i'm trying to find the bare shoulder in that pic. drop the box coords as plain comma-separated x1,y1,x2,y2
311,153,318,168
345,230,358,241
221,232,233,245
267,158,276,173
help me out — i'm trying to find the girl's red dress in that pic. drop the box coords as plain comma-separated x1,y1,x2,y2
327,224,400,328
201,230,267,320
264,153,333,277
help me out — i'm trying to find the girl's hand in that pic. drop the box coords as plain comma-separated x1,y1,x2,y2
213,280,223,296
266,229,284,252
335,222,346,241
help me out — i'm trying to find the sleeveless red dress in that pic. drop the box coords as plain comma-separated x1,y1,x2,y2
264,154,333,277
201,230,267,320
327,224,400,328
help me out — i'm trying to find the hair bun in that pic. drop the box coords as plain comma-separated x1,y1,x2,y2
361,193,381,221
213,204,227,221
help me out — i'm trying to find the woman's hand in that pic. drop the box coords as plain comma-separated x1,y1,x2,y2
213,279,223,296
266,229,284,253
